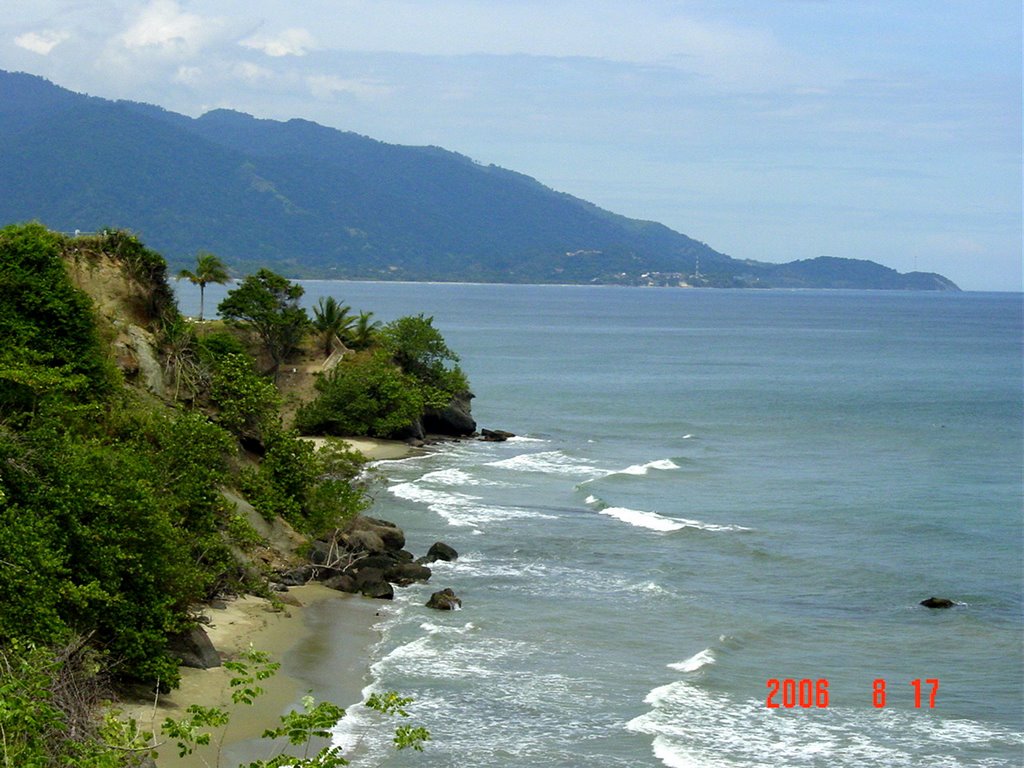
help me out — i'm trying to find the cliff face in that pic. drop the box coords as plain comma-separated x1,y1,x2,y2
62,233,176,399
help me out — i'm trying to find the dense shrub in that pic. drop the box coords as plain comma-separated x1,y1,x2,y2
217,269,309,370
379,314,468,403
295,350,426,438
0,223,116,410
208,352,282,440
241,429,369,534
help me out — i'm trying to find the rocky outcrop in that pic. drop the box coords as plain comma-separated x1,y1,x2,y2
285,515,438,600
343,516,406,551
421,391,476,437
426,588,462,611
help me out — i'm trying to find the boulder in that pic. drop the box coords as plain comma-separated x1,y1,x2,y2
348,516,406,551
920,596,956,609
309,540,333,565
426,588,462,611
361,580,395,600
344,529,387,554
277,564,314,586
385,562,432,586
323,573,358,593
419,541,459,564
357,553,405,571
168,627,221,669
422,392,476,436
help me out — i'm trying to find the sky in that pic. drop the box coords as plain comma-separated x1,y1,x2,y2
2,1,1020,291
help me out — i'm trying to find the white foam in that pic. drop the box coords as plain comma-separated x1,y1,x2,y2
616,458,680,476
418,467,512,487
486,450,605,477
599,506,688,532
388,481,554,528
667,649,715,672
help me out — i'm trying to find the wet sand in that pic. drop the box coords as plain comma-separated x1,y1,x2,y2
121,584,380,767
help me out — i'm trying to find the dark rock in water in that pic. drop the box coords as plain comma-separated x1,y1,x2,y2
168,627,221,669
426,587,462,610
481,428,516,442
323,573,358,593
385,562,432,586
394,549,415,563
920,596,956,609
420,541,459,563
354,567,386,589
422,391,476,436
362,580,395,600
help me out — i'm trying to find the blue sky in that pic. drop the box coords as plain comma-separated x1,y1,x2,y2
2,1,1020,290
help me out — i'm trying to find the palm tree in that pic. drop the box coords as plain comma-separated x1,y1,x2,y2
350,310,381,350
178,251,230,321
312,296,354,356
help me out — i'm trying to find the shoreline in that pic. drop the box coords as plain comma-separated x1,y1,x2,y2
120,584,380,768
299,435,421,461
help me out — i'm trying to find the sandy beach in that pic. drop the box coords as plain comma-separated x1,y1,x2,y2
299,435,419,461
121,584,381,768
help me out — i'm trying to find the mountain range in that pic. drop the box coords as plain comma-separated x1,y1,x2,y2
0,70,958,290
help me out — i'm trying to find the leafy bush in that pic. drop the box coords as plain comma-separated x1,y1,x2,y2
208,352,282,440
0,223,116,410
240,430,369,535
379,314,468,403
295,351,426,438
218,269,309,370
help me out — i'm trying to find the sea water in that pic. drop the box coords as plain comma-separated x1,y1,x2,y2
178,283,1024,766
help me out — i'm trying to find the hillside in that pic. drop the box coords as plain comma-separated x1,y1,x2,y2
0,70,958,290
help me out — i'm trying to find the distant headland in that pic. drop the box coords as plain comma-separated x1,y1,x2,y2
0,70,958,291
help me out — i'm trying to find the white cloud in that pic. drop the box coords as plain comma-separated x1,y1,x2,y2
173,65,203,84
119,0,218,54
14,29,70,55
234,61,274,82
240,27,317,57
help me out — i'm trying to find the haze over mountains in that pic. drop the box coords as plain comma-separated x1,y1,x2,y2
0,71,958,290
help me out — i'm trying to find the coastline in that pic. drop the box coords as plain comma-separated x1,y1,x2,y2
117,436,424,767
120,584,380,768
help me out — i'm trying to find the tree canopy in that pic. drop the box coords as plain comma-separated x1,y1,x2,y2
217,269,309,370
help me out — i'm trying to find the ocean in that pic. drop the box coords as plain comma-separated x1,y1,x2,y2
179,282,1023,767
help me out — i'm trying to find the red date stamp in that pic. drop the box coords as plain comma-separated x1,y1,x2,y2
765,678,939,709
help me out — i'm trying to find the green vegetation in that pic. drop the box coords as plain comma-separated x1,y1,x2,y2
296,315,468,438
0,223,453,766
218,269,310,372
1,644,428,767
311,296,354,356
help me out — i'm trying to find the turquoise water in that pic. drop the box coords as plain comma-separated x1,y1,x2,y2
179,284,1023,766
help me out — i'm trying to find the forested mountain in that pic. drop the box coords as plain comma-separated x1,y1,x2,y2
0,71,958,290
